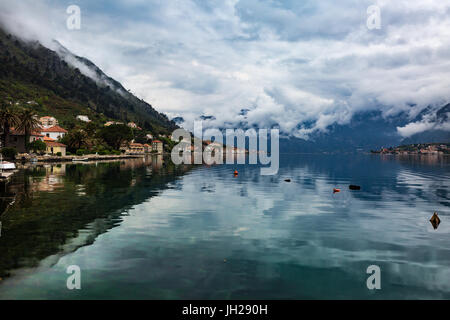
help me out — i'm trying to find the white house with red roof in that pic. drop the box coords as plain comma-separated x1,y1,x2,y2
40,125,68,141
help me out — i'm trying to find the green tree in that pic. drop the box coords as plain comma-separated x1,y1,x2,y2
28,140,47,154
84,121,98,137
61,129,88,152
133,129,148,144
99,124,133,150
16,109,41,152
0,106,19,148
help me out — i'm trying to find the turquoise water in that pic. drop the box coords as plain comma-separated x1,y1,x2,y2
0,154,449,299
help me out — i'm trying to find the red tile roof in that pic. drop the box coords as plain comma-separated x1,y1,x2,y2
43,136,56,142
153,140,162,143
44,141,66,147
10,128,44,136
40,125,68,133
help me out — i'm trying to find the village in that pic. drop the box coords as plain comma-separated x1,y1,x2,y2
1,112,165,163
371,143,450,155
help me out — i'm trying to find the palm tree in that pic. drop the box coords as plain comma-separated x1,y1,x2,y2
0,106,19,148
16,109,41,152
66,129,88,151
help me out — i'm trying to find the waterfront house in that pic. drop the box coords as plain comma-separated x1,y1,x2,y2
5,128,45,153
143,144,152,153
44,140,67,156
152,140,163,154
39,116,59,128
128,143,145,154
40,125,68,141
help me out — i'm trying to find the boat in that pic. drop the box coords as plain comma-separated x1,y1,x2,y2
72,158,90,162
0,161,16,170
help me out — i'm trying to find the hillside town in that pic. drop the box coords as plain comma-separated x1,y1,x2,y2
371,143,450,155
0,110,165,161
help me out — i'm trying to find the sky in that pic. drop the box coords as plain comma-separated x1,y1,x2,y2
1,0,450,138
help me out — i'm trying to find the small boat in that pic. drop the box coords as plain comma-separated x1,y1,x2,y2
72,158,89,162
0,161,16,170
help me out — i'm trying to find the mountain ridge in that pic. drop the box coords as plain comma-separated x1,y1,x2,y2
0,27,177,134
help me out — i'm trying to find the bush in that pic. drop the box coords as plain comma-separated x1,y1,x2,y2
56,152,62,157
99,150,109,155
28,140,47,153
66,151,72,156
76,149,84,156
1,147,18,159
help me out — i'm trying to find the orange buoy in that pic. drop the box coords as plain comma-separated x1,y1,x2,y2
333,188,341,194
234,170,238,176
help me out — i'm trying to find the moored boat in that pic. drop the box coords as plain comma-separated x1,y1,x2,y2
0,161,16,170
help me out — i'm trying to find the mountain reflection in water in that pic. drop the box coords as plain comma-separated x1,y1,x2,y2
0,154,449,299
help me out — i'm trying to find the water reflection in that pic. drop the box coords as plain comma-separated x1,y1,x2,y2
0,154,449,299
0,155,191,280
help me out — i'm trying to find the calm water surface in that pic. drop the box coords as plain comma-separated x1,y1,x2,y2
0,154,449,299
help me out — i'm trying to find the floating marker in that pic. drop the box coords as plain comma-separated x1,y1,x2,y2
430,212,441,230
333,188,341,194
284,179,291,182
349,185,361,190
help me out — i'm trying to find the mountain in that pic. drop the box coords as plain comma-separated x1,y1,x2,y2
279,105,449,152
194,105,450,153
0,27,177,134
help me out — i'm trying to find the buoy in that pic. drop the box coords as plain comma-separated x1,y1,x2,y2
284,179,291,182
333,188,341,193
430,212,441,230
234,170,238,176
349,185,361,190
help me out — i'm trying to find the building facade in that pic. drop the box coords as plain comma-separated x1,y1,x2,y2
44,141,67,156
152,140,163,154
40,125,68,141
39,116,59,128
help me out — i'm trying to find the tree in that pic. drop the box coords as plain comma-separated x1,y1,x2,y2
133,129,148,144
16,109,41,152
84,121,97,137
61,129,88,152
0,105,19,148
28,140,47,154
99,124,133,150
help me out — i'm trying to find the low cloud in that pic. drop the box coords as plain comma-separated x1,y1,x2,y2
397,112,450,137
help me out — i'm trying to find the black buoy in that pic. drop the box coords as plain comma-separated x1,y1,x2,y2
284,179,291,182
349,185,361,190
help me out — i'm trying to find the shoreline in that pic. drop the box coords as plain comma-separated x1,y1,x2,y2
13,153,166,164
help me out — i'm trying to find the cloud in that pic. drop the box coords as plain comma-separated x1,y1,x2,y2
1,0,450,137
397,111,450,137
